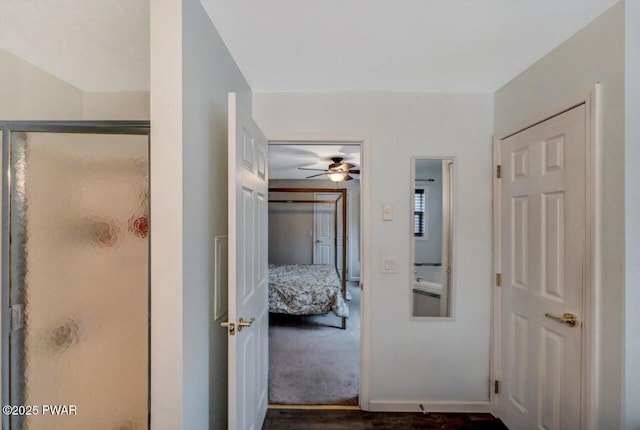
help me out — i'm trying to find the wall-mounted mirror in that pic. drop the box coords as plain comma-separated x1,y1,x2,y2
411,157,454,318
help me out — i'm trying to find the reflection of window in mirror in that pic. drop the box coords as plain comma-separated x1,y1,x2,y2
413,187,428,239
411,157,453,319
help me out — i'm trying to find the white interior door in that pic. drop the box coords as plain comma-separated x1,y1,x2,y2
227,93,269,430
313,193,337,266
498,105,586,429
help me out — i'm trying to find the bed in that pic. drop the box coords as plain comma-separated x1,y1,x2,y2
268,263,349,319
268,187,350,329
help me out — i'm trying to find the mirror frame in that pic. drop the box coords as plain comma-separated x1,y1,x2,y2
410,155,456,321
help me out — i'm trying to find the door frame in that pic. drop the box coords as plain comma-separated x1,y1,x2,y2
491,85,601,429
268,134,371,409
0,120,151,430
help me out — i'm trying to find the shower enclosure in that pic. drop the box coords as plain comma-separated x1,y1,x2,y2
0,122,150,429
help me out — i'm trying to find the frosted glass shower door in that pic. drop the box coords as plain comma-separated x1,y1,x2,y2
6,130,149,429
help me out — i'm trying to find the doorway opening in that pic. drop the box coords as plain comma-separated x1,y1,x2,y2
267,142,362,406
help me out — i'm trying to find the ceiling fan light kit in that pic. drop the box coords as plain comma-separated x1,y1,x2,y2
328,171,348,182
299,157,360,182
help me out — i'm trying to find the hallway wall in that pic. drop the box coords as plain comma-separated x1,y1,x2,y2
254,92,494,408
182,0,253,428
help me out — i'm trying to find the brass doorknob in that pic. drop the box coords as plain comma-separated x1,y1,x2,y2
220,320,235,335
545,312,578,327
238,317,255,332
315,240,321,243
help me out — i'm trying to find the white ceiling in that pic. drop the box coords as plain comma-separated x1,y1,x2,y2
201,0,618,93
269,143,360,180
0,0,617,93
0,0,149,92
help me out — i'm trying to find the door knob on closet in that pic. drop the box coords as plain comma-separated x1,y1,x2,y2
238,317,255,332
315,239,321,243
544,312,578,327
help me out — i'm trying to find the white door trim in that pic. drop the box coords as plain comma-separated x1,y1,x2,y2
492,84,601,429
347,190,360,282
267,134,371,410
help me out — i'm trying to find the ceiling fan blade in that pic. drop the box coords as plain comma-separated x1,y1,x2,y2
305,173,327,179
298,167,328,171
344,175,354,181
340,162,356,169
348,169,360,174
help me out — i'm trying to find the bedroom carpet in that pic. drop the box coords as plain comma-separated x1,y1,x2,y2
268,282,360,405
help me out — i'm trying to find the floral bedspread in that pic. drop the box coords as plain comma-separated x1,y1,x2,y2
268,264,349,318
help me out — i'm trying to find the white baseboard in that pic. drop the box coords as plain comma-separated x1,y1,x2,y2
366,400,492,414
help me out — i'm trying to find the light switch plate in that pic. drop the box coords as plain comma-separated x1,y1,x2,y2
382,256,398,273
383,204,393,220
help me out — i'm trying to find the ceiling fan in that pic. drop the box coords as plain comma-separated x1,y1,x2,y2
298,157,360,182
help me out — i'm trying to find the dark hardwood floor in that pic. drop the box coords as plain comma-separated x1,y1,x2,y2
263,409,509,429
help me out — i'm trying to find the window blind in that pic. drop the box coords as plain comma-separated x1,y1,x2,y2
414,189,425,236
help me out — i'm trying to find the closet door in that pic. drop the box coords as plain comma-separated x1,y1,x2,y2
313,193,337,266
498,105,585,429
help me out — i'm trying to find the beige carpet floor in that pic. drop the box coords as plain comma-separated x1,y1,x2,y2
268,282,360,405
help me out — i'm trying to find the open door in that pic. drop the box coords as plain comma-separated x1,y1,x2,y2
226,93,269,430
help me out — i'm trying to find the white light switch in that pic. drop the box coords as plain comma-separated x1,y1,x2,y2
383,204,393,220
382,256,398,273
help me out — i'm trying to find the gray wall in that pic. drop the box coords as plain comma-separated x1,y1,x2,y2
268,198,314,264
494,3,624,427
182,0,252,428
624,1,640,428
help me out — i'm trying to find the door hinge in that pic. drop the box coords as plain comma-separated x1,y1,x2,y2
496,273,502,287
494,380,500,394
496,165,502,179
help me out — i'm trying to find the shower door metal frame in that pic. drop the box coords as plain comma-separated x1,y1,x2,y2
0,121,151,430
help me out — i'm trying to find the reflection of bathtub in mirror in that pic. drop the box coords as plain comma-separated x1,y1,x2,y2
414,279,442,296
414,265,442,284
412,265,447,317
